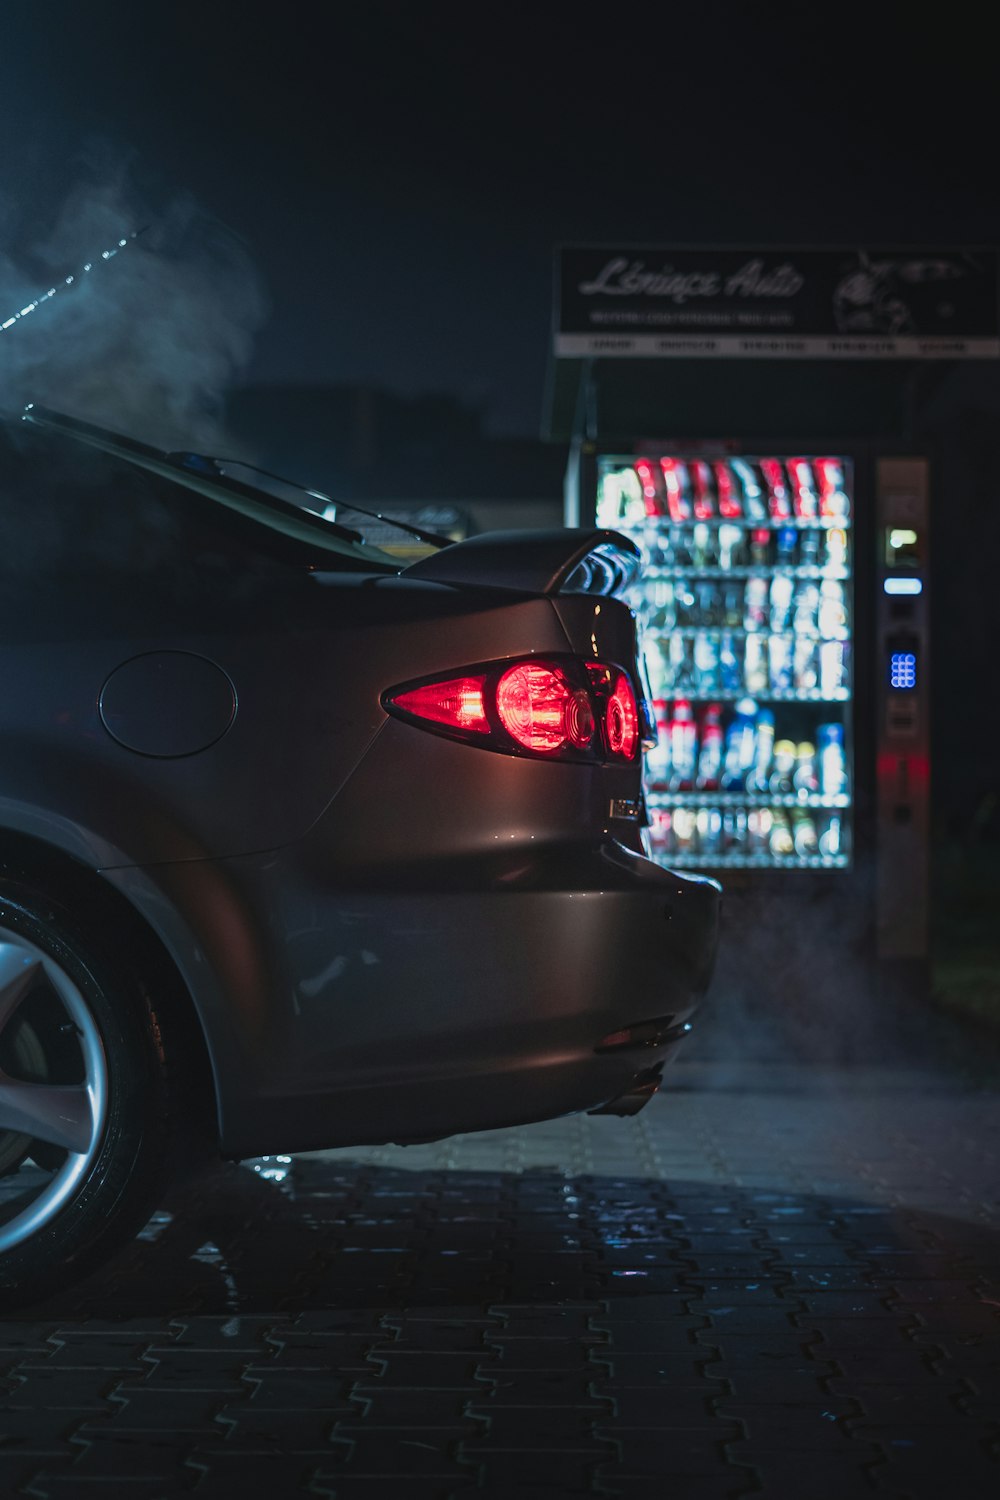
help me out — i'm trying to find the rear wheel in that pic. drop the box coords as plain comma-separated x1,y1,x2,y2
0,881,173,1306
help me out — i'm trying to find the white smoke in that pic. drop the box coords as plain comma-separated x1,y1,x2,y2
0,156,267,450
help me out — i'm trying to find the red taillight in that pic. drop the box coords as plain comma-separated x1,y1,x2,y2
586,664,640,760
386,656,639,762
496,661,594,753
607,673,639,758
391,675,489,733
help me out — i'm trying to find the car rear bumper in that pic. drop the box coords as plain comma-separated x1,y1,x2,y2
107,841,721,1156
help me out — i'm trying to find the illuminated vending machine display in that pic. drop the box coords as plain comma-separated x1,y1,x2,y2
598,454,854,870
875,458,930,960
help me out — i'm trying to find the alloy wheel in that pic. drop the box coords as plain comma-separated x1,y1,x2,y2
0,933,108,1253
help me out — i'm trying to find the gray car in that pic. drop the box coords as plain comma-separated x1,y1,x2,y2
0,405,720,1303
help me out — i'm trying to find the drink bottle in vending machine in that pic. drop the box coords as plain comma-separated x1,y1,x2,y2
696,704,724,790
668,698,698,792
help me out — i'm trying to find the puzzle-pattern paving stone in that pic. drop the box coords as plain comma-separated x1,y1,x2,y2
0,1060,998,1496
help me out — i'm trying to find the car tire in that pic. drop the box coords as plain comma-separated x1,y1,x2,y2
0,877,173,1308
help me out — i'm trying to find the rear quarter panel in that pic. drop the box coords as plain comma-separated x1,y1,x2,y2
0,576,573,866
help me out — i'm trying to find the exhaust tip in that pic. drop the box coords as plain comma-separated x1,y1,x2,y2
588,1066,663,1117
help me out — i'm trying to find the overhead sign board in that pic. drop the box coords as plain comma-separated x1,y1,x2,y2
555,247,1000,359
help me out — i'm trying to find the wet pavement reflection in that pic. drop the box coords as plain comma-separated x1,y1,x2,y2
1,1051,999,1497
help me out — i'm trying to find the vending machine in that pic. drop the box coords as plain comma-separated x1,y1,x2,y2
572,445,932,1005
547,242,1000,1014
597,452,855,869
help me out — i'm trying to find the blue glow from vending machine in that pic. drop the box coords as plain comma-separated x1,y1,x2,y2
890,652,917,689
884,577,923,595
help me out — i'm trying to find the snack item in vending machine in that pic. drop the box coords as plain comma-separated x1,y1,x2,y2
768,739,797,795
690,459,717,520
722,700,758,789
696,806,724,857
769,574,794,633
744,577,769,631
799,529,822,568
599,474,620,534
748,806,774,853
696,703,724,790
819,640,848,696
656,636,677,693
788,458,819,520
648,807,674,856
694,631,721,696
660,458,693,522
723,807,749,852
719,631,743,693
622,466,647,527
672,807,698,853
793,581,820,635
793,635,819,692
669,525,692,568
824,527,849,573
692,523,714,569
818,813,843,858
793,741,819,795
668,698,698,792
730,459,768,520
769,634,794,694
642,636,668,698
641,522,668,569
596,472,615,530
817,723,847,797
714,460,743,518
645,700,672,790
749,527,771,567
776,526,799,568
744,635,769,696
717,523,746,570
670,634,697,693
648,579,676,633
760,458,793,520
721,582,744,628
769,808,795,857
634,459,665,517
818,580,849,639
674,577,697,626
695,580,720,623
749,708,775,791
791,807,819,857
815,458,851,520
599,467,645,528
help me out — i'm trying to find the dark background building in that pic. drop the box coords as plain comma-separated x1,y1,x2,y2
3,1,998,995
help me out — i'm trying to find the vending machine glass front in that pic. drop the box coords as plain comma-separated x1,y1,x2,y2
598,454,853,870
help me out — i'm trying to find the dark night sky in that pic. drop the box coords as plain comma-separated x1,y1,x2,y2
5,2,997,435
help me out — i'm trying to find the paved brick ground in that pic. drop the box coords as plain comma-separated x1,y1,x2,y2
1,1048,999,1497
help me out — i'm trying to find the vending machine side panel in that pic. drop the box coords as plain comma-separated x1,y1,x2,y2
875,457,930,965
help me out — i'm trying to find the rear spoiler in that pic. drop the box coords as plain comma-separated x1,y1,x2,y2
403,528,641,598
